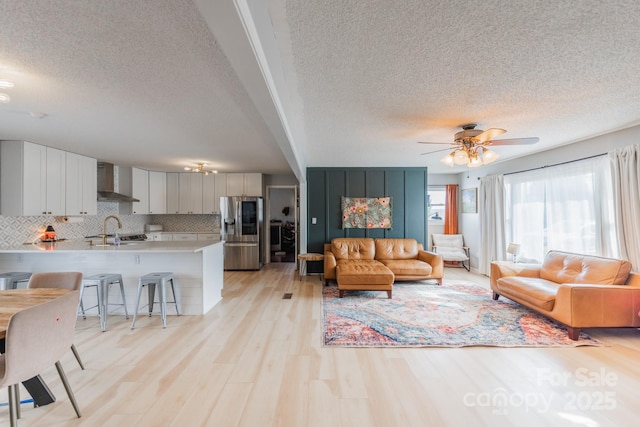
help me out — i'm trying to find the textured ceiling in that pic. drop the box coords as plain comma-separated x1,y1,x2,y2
0,0,291,174
273,0,640,173
1,1,640,176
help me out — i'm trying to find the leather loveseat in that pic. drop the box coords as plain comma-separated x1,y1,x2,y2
324,238,443,298
491,250,640,340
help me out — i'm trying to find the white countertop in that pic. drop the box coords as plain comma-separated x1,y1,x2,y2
0,239,224,254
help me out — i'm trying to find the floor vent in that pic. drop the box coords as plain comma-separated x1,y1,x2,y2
282,293,293,300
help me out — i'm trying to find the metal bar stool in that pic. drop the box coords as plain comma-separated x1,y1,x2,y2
0,272,32,290
80,273,129,332
131,272,179,329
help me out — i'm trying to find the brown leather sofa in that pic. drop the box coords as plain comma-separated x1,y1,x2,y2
491,250,640,340
324,238,443,297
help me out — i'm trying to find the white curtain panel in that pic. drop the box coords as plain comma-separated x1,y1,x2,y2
479,174,505,275
504,156,614,263
609,144,640,270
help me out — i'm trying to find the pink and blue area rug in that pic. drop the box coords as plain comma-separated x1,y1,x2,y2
322,281,603,347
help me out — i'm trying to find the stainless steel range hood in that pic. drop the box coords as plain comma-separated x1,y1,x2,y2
96,162,140,202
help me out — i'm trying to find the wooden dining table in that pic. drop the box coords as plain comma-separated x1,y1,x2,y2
0,288,74,406
0,288,72,339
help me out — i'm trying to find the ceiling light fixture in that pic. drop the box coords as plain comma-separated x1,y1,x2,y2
0,80,13,104
184,162,217,176
440,139,500,168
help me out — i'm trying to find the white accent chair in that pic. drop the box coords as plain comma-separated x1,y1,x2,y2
431,234,470,271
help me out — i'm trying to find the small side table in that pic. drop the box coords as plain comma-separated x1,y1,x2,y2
297,253,324,281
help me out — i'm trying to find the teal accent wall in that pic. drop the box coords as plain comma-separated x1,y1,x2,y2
306,167,428,272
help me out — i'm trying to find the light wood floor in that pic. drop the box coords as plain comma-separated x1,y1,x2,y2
3,264,640,426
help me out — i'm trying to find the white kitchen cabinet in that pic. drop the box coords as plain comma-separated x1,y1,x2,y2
202,173,227,214
0,141,66,216
148,171,166,214
197,233,219,241
131,168,149,214
214,172,227,210
45,147,66,215
148,232,217,241
65,152,97,215
172,233,198,241
147,232,173,241
202,174,216,214
166,173,180,214
243,173,262,196
178,173,203,214
226,173,243,196
226,173,262,196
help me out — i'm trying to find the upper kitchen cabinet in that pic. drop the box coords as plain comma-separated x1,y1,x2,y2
226,173,262,196
149,171,167,214
166,173,180,213
1,141,66,216
65,152,97,215
203,172,227,214
131,168,149,214
178,172,203,214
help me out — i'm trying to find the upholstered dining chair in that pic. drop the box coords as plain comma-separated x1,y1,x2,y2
0,291,82,425
27,272,85,369
431,234,470,271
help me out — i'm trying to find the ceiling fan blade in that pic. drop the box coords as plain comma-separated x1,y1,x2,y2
417,141,454,145
421,147,455,155
490,137,539,146
474,128,506,143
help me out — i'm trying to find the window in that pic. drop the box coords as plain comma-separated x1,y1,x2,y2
427,186,446,222
504,156,616,263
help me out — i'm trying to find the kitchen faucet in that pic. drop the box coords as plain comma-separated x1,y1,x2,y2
102,215,122,246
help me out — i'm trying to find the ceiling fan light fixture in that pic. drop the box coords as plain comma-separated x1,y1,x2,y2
418,124,537,169
468,156,483,168
482,148,499,164
453,150,469,165
440,153,455,167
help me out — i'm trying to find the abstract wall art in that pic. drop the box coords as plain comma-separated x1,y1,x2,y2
341,197,392,229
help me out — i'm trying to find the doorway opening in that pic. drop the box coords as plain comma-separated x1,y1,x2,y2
266,185,298,264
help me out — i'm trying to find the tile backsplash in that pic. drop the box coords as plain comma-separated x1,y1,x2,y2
0,202,220,247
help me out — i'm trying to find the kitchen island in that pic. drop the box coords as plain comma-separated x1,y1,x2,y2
0,240,224,315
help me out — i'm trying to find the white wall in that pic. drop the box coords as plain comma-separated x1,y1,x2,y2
456,124,640,272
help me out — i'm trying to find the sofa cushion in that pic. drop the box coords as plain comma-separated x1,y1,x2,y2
541,251,632,286
331,238,375,260
497,277,559,311
378,259,432,277
374,238,419,260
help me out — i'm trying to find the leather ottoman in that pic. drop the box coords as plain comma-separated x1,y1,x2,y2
336,261,395,298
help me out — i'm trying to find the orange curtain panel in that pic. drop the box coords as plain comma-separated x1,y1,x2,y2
444,184,458,234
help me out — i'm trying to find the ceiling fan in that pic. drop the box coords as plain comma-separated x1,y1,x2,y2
418,123,539,168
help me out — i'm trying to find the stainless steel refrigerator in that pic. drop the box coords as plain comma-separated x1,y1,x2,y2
220,196,263,270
